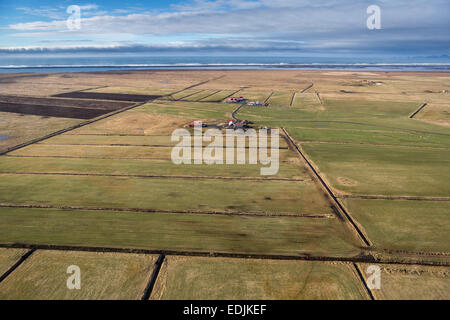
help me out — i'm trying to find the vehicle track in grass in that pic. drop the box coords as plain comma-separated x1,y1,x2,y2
0,203,334,219
282,128,372,247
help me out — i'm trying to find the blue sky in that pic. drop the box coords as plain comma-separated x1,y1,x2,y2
0,0,449,56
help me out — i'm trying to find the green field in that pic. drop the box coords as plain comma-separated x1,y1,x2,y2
0,207,360,257
286,126,450,148
301,143,450,197
200,90,236,102
0,156,307,179
344,199,450,253
143,101,237,120
241,91,272,102
267,92,293,107
0,173,334,215
152,257,369,300
0,250,156,300
0,71,449,300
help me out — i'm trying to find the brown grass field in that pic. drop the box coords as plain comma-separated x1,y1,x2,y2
0,250,157,300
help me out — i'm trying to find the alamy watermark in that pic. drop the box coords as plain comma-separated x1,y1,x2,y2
367,5,381,30
67,5,81,30
66,265,81,290
366,265,381,290
171,123,279,176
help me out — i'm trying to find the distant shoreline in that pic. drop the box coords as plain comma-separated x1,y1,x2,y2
1,63,450,73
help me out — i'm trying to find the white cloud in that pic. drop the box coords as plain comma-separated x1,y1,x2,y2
3,0,450,54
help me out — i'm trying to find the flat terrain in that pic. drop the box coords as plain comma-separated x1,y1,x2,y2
0,250,156,300
0,248,27,275
151,256,370,300
0,69,448,300
357,263,449,300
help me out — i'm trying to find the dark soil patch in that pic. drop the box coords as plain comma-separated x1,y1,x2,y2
0,102,110,119
53,91,162,102
0,95,134,110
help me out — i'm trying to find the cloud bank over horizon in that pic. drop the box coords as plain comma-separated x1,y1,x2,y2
0,0,449,56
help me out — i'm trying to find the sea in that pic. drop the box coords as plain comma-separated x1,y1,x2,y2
0,55,449,73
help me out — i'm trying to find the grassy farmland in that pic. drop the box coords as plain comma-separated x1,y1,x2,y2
0,250,156,300
152,256,370,300
0,248,27,275
0,207,360,257
357,263,450,300
0,69,449,300
344,199,450,253
300,143,450,197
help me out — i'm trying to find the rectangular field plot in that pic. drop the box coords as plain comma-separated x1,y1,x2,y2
415,103,450,127
241,91,272,102
0,155,307,180
0,207,361,257
0,102,111,120
200,90,237,102
0,95,134,111
68,109,191,135
0,112,81,153
321,99,420,119
142,102,237,120
267,92,293,107
292,93,322,109
0,248,27,276
344,199,450,253
0,173,334,216
0,250,156,300
53,91,160,102
151,257,369,300
9,143,294,162
87,86,174,96
286,126,450,148
182,90,219,102
301,143,450,197
169,89,203,100
357,263,450,300
38,133,290,148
